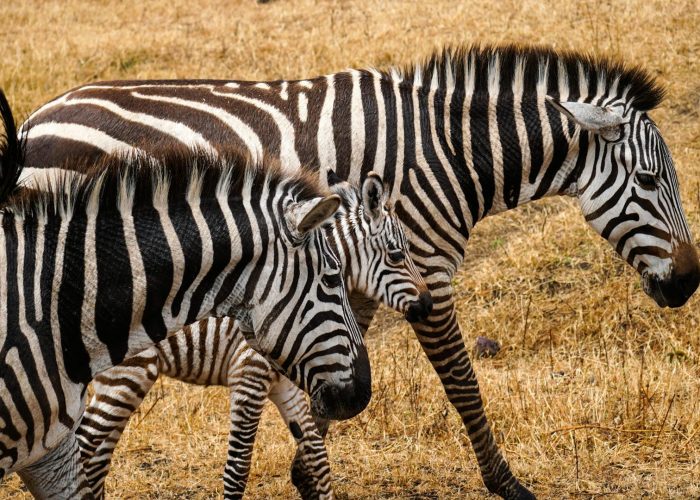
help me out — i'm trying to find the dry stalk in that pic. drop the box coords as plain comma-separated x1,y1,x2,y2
651,394,676,454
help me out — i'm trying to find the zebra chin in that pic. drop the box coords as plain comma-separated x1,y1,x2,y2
309,347,372,420
641,243,700,308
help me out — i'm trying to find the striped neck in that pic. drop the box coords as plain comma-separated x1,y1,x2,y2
327,45,663,234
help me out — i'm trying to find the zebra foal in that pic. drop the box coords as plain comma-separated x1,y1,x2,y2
0,94,371,497
76,170,430,499
21,44,700,498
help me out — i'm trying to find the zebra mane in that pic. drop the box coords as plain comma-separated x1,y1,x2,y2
2,147,326,221
389,43,665,111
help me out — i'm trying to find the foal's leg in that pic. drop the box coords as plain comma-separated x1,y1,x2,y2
223,353,274,499
76,349,160,498
268,375,334,500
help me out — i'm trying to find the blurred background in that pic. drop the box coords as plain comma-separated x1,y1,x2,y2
1,0,699,497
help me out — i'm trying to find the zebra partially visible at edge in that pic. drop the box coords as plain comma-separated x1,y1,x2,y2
0,96,373,497
20,44,700,499
75,170,431,499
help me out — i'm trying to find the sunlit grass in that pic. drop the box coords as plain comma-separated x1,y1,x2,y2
1,0,699,497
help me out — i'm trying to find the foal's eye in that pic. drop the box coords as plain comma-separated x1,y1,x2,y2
322,272,342,289
388,250,405,264
635,172,657,191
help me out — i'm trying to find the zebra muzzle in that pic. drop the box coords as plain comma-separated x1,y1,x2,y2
309,346,371,421
404,291,433,323
642,242,700,308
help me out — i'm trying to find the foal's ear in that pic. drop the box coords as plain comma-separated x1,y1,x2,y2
326,168,344,187
546,97,624,141
286,195,341,237
361,171,386,221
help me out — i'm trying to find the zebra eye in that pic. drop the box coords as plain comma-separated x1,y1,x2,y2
322,272,342,289
388,250,405,263
635,172,657,191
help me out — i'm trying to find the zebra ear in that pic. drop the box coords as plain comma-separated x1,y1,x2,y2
288,194,341,236
361,172,386,220
546,97,624,141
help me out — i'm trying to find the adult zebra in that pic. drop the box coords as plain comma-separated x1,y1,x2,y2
0,93,374,497
21,44,700,499
76,170,430,499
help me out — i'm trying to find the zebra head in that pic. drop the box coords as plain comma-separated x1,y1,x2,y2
549,97,699,308
236,191,370,421
326,169,433,322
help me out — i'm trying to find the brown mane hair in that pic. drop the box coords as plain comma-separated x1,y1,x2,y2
3,146,326,220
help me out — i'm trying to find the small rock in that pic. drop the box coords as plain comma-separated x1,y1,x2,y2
474,336,501,359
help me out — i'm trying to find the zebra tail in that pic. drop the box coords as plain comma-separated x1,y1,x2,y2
0,89,24,204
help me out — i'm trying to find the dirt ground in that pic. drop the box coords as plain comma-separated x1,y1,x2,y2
1,0,699,498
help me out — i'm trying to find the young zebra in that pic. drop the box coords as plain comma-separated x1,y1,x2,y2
75,170,430,499
20,44,700,499
0,93,373,497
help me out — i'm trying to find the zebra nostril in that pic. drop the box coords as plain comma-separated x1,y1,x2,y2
420,291,433,316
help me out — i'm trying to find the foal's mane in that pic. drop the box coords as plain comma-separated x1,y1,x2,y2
389,43,665,111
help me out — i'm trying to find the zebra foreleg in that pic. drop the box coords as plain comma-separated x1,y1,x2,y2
411,280,535,500
76,349,160,498
17,431,93,499
268,375,334,500
224,356,274,498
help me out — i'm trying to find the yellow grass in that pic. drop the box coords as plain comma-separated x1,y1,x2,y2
1,0,700,498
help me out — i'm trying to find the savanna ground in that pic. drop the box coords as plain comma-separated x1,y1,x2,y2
1,0,700,498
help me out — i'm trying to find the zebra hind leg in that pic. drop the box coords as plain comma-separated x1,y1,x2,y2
18,431,93,499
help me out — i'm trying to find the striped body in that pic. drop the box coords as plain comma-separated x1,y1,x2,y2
21,44,700,499
78,173,428,498
0,133,372,498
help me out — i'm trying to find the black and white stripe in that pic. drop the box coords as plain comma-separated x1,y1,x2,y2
75,172,430,499
21,44,700,499
1,99,372,497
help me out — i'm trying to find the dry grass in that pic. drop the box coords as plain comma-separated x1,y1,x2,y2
1,0,700,498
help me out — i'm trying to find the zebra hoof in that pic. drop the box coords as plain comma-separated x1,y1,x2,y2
504,482,536,500
290,456,317,500
486,477,536,500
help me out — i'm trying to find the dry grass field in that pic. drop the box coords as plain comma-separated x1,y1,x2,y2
1,0,700,498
